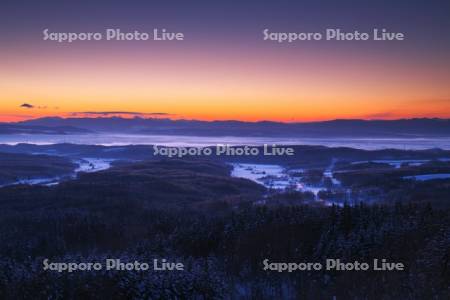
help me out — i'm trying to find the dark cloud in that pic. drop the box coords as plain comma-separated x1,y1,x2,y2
20,103,48,109
20,103,34,109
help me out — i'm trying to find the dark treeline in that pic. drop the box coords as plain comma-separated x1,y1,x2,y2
1,144,449,169
0,202,448,299
0,160,448,299
0,153,75,185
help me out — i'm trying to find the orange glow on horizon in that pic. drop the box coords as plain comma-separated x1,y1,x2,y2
2,108,450,124
1,42,449,123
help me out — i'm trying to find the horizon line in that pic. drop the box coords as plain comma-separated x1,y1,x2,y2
2,115,449,125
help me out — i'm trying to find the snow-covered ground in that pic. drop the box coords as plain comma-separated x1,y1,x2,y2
404,173,450,181
231,163,343,206
351,158,450,168
0,177,63,188
231,164,287,188
0,158,115,188
75,158,114,173
324,159,341,185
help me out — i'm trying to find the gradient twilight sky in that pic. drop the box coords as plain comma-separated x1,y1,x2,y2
1,0,449,122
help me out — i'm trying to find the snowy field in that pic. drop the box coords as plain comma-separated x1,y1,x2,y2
0,158,115,188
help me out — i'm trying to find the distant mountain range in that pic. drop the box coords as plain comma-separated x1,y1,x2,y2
0,117,449,137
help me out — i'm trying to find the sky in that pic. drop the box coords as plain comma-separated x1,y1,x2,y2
0,0,449,122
